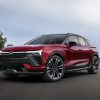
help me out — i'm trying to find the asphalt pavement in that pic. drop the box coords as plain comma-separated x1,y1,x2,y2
0,69,100,100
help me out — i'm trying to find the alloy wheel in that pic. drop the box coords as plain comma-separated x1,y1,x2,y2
88,56,99,74
46,56,65,81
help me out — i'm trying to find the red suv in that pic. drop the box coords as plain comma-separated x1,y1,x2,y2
0,33,99,82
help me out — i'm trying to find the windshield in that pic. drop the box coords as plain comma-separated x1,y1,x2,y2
25,34,67,45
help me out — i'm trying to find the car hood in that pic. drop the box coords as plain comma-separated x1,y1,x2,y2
2,45,44,52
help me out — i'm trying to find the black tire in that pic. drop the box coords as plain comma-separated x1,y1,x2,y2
42,55,65,82
88,56,99,74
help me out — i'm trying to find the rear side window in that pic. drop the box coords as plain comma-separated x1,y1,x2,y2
78,37,86,46
68,35,78,44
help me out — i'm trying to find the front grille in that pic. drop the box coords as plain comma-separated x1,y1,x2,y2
0,53,26,58
0,52,42,69
11,53,27,58
2,63,23,71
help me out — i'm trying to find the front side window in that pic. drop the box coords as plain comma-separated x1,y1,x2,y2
25,34,67,45
67,35,78,44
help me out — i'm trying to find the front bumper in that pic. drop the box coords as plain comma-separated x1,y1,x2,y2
0,52,45,75
3,69,44,75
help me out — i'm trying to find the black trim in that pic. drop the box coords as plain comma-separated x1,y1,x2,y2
3,69,44,75
65,66,90,72
93,53,99,58
0,53,43,71
65,64,90,71
63,33,89,46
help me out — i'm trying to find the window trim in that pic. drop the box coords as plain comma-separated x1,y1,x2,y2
64,35,79,45
78,36,88,46
84,39,90,46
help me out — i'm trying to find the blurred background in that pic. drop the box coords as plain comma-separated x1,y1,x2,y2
0,0,100,54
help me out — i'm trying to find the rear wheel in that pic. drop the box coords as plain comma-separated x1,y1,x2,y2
88,56,99,74
42,55,65,82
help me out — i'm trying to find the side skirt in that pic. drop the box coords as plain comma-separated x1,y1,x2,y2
65,65,91,72
65,67,90,72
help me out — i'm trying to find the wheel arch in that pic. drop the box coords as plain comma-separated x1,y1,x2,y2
93,53,99,59
50,51,64,61
46,51,65,64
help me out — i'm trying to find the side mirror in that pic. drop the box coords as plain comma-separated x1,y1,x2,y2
69,41,77,46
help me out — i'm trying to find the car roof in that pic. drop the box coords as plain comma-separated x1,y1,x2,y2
66,33,87,39
39,33,87,40
67,33,82,37
43,33,84,38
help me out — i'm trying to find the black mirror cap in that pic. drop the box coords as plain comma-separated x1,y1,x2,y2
69,41,77,46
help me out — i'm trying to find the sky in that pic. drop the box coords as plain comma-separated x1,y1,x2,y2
0,0,100,53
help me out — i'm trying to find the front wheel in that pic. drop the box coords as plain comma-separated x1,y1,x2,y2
88,56,99,74
42,55,65,82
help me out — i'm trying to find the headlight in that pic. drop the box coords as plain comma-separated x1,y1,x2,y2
26,50,42,56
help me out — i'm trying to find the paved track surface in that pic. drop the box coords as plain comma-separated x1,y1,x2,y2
0,70,100,100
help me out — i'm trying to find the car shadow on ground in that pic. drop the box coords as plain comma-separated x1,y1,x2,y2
64,71,89,78
0,70,92,83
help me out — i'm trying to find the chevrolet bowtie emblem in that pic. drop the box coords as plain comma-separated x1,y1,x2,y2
9,52,13,54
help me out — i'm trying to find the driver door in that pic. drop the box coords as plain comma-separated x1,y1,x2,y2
66,35,82,69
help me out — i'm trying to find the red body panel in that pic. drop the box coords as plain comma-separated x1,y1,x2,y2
2,43,98,71
0,33,99,82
